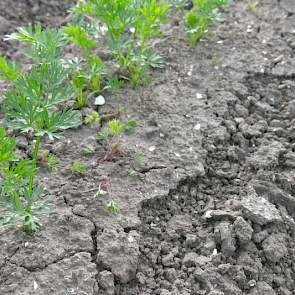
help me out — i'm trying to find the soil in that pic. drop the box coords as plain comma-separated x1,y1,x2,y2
1,0,295,294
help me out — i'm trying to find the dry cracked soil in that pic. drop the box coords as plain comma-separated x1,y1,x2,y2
1,0,295,294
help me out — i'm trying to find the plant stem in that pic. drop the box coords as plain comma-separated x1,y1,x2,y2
28,136,41,198
24,136,40,233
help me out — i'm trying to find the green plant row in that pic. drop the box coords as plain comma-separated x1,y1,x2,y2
185,0,229,46
0,0,229,233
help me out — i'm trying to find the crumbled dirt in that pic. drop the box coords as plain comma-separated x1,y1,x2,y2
1,0,295,294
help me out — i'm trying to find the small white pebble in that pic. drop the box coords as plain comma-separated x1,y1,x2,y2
204,210,213,219
128,235,134,242
33,281,39,290
194,124,201,131
94,95,105,106
148,146,156,152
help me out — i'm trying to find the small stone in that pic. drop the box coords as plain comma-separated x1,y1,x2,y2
216,222,236,257
162,253,174,267
148,146,156,152
262,234,288,262
249,281,276,295
194,123,201,130
16,136,29,149
94,95,106,106
167,215,192,235
99,271,115,295
248,279,256,287
33,281,39,290
163,268,177,282
253,230,268,244
81,107,94,117
184,234,200,248
204,209,239,221
136,272,146,285
182,253,210,267
235,104,249,118
284,151,295,168
97,229,139,284
160,289,172,295
233,217,253,245
0,16,10,33
240,186,283,225
208,291,224,295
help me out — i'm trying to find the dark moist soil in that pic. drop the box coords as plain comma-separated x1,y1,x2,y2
1,0,295,294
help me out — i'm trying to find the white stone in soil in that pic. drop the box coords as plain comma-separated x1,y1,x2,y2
240,186,282,225
94,95,106,106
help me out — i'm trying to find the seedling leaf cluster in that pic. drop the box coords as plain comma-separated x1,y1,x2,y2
185,0,229,46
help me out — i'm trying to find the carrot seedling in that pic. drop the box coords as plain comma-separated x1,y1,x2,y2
0,128,48,232
84,111,101,124
64,25,106,107
71,161,86,174
98,118,137,161
107,200,120,214
82,145,96,155
5,24,66,63
73,0,168,88
1,62,81,233
185,0,229,46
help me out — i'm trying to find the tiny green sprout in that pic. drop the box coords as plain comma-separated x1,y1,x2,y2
94,184,108,198
185,0,229,47
65,24,106,98
105,77,124,94
84,111,101,124
71,161,86,174
125,119,137,134
97,130,109,142
248,2,258,9
108,119,125,139
105,77,124,111
64,25,96,55
133,152,144,166
128,170,144,180
107,118,125,152
82,145,96,155
87,55,106,93
73,73,88,109
168,0,190,9
107,200,120,214
212,57,221,66
0,56,20,82
99,118,138,161
47,154,59,171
